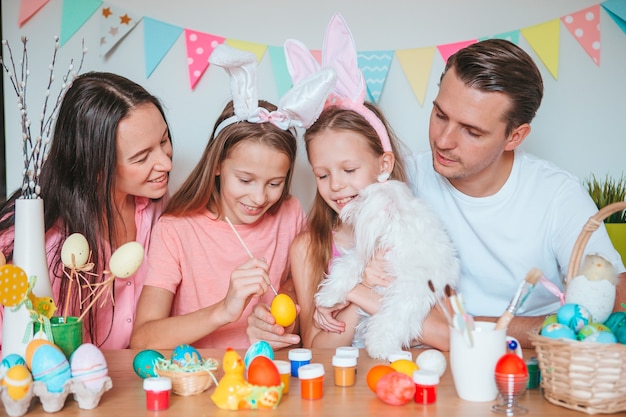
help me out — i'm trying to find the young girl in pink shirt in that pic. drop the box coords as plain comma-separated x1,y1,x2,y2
130,45,335,349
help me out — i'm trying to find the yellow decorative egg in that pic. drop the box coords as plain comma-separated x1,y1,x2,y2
109,241,144,278
2,364,32,400
390,359,419,378
0,265,29,307
61,233,90,268
270,294,297,327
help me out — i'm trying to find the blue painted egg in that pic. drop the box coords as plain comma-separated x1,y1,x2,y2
615,326,626,344
557,303,591,333
171,344,202,367
540,322,577,340
70,343,109,391
583,330,617,344
30,343,72,393
603,312,626,333
244,340,274,369
1,353,26,378
133,349,165,378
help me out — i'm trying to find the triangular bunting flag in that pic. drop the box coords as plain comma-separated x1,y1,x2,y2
225,39,267,62
358,50,393,103
562,5,601,65
184,29,225,90
311,50,322,64
521,19,560,80
60,0,102,47
479,30,520,44
143,17,183,78
396,46,435,106
18,0,49,27
436,39,477,62
268,45,291,97
99,2,142,56
602,0,626,35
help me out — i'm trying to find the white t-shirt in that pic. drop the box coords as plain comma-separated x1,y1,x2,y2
407,150,625,317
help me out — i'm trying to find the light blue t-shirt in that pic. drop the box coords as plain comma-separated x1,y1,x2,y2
406,150,625,316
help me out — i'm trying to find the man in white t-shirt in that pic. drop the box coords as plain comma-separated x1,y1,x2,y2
407,39,626,348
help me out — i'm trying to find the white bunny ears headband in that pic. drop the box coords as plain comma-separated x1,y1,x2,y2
209,44,336,137
284,14,393,153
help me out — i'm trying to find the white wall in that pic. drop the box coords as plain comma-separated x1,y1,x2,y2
2,0,625,210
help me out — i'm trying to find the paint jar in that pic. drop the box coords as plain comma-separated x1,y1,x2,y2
288,348,312,377
526,357,540,389
143,376,172,411
298,363,325,400
413,369,439,404
388,350,412,362
335,346,359,361
273,359,291,394
332,355,357,387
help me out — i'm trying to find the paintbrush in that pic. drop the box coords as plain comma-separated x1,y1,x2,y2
428,279,453,327
495,268,543,331
224,216,278,296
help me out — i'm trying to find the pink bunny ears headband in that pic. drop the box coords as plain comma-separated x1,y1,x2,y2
209,44,336,137
284,14,392,153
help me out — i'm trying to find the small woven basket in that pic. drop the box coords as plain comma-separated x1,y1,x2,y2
155,367,217,396
529,201,626,414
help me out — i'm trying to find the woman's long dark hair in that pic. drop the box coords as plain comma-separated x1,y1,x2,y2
0,71,170,346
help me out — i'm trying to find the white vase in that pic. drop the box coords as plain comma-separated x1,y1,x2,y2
2,198,54,358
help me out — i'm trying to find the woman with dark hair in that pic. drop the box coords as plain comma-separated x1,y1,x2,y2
0,71,173,349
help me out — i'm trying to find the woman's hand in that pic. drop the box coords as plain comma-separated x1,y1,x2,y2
313,302,349,333
246,302,301,350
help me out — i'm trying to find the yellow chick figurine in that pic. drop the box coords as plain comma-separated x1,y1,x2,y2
211,348,251,410
27,292,57,319
566,253,617,322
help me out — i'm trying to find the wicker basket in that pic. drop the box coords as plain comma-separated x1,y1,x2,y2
529,201,626,414
155,368,217,396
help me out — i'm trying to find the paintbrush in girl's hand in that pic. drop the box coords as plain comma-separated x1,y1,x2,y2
224,216,278,296
495,268,543,331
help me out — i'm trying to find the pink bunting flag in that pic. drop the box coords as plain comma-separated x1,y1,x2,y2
561,5,601,65
436,39,477,62
18,0,49,27
184,29,225,90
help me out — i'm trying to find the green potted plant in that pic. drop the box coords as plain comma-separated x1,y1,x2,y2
585,173,626,264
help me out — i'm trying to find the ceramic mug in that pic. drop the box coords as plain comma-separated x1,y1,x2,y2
449,321,522,402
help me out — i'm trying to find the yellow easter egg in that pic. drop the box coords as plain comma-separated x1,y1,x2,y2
109,241,144,278
61,233,90,268
270,294,297,327
3,364,32,400
0,265,29,307
390,359,419,378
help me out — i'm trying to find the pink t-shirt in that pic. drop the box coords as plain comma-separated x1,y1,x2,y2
0,196,164,349
144,196,305,349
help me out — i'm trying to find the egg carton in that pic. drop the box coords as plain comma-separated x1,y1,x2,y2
0,376,112,417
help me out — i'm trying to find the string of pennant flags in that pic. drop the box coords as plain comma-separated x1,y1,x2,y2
15,0,626,106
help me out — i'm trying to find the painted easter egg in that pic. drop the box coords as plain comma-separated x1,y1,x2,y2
615,326,626,344
583,330,617,344
2,364,32,400
366,364,395,393
1,353,27,378
390,359,418,378
603,311,626,333
30,342,72,392
0,265,29,307
133,349,165,378
495,354,528,376
270,294,297,327
375,371,416,405
244,340,274,369
557,303,591,333
70,343,109,391
61,233,90,268
577,323,611,341
416,349,447,377
247,355,281,387
540,322,577,340
25,339,63,368
541,314,558,329
171,344,202,367
109,241,144,278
